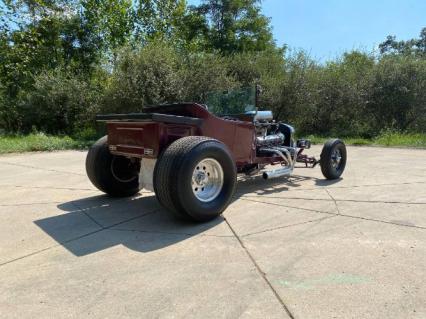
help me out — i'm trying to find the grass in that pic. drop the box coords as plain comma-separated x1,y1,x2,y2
0,132,95,154
305,132,426,148
373,132,426,147
0,131,425,155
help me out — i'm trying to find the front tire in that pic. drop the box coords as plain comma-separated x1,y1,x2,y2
86,136,141,197
320,139,347,180
153,136,236,222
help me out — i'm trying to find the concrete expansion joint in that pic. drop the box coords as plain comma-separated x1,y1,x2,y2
0,201,63,207
224,217,296,319
0,184,96,191
112,227,235,238
241,194,426,205
241,216,337,238
240,197,426,231
241,198,330,214
0,161,85,176
238,180,426,194
325,189,341,215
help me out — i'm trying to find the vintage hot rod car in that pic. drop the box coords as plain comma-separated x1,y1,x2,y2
86,87,346,222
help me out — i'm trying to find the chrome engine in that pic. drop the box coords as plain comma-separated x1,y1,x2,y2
256,133,285,147
253,112,288,148
252,111,298,179
241,110,314,179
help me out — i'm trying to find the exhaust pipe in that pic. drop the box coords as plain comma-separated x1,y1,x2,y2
263,166,293,179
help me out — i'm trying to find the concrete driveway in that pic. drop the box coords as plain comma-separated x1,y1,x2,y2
0,146,425,319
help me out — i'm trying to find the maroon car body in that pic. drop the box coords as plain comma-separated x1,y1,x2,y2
101,103,282,170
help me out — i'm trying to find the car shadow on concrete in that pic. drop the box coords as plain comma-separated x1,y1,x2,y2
34,194,224,256
34,173,342,257
234,173,339,196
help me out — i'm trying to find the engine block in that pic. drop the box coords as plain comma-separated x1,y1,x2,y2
256,133,285,147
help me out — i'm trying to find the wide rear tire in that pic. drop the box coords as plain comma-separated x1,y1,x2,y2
320,138,347,180
153,136,237,222
86,136,141,197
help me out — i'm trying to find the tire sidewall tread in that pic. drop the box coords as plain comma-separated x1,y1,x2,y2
320,138,347,180
153,136,236,222
86,136,141,197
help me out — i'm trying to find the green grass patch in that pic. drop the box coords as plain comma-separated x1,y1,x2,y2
373,132,426,147
1,131,425,155
304,135,373,146
0,133,95,154
303,132,426,148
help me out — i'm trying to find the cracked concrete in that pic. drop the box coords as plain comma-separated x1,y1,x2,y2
0,145,425,319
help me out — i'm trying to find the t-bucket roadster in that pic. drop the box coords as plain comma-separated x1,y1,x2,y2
86,87,347,222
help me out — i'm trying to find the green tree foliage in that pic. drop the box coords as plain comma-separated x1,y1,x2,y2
19,68,104,134
194,0,275,53
180,53,237,102
0,1,425,138
367,55,426,132
0,0,102,131
102,42,183,113
81,0,134,54
133,0,187,42
379,27,426,57
101,43,425,137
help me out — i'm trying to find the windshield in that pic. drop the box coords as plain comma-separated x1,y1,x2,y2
204,87,256,116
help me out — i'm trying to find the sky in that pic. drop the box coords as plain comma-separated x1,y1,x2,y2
189,0,426,61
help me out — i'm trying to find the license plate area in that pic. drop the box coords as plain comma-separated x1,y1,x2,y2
107,122,160,158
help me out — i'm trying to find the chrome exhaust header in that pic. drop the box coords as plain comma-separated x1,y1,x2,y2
260,146,298,179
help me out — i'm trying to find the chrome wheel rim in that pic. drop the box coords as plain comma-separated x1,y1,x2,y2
192,158,224,202
331,149,342,170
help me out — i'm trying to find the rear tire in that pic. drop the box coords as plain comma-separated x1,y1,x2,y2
154,136,236,222
86,136,141,197
320,139,347,180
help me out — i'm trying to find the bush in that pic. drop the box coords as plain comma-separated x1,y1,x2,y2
180,53,238,102
272,51,426,137
226,49,287,118
102,45,291,117
367,55,426,133
18,69,103,135
102,42,183,113
1,41,425,140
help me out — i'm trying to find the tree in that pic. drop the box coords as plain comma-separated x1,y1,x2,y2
133,0,187,43
379,27,426,57
194,0,274,53
0,0,101,131
366,55,426,132
81,0,134,55
0,1,97,86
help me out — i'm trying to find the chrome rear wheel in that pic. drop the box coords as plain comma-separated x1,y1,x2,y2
192,158,224,202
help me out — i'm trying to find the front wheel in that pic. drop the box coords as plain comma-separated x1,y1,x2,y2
86,136,141,197
320,139,347,180
153,136,236,222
